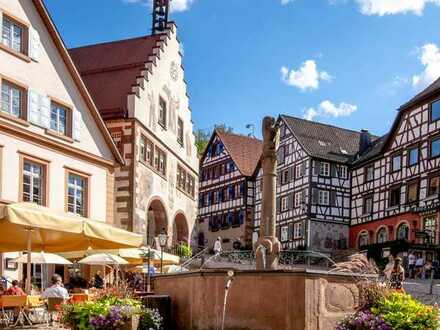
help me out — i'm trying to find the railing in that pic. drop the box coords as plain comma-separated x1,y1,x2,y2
180,246,210,269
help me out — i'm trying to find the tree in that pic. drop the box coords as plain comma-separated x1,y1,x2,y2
195,124,234,156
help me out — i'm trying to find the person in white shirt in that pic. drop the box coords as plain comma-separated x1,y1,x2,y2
415,255,425,279
42,274,69,300
213,237,222,257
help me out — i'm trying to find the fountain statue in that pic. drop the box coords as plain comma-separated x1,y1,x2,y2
255,116,281,270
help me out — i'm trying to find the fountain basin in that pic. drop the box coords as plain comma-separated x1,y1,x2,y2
153,269,376,330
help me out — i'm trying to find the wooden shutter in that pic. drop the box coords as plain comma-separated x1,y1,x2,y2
288,193,294,209
330,191,337,206
29,27,41,62
289,166,294,182
313,161,320,176
288,223,294,240
301,162,306,177
73,110,82,141
331,164,337,177
40,95,51,129
312,188,319,205
276,197,281,213
28,90,40,126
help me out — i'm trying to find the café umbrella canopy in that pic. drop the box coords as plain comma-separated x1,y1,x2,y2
78,253,129,266
0,202,143,292
13,252,72,265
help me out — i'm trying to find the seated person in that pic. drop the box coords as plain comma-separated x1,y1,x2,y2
42,274,69,300
5,280,26,296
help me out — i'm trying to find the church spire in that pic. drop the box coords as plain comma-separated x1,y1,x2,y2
152,0,170,34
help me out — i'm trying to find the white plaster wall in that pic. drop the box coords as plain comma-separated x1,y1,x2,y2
0,132,109,221
0,0,114,160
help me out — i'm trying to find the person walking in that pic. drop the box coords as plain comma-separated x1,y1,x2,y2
213,237,222,259
389,257,405,291
407,251,416,278
415,254,425,279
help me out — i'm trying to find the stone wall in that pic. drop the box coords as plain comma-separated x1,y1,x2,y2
153,269,367,330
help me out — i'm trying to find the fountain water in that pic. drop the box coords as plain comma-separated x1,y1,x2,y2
221,270,235,330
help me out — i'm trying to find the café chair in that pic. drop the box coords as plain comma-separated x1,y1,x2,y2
0,295,32,328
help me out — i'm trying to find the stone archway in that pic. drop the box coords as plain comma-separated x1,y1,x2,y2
172,212,189,246
146,198,168,247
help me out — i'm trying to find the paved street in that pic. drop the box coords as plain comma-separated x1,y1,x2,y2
404,279,440,305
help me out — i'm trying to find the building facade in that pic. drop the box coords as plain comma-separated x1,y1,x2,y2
197,131,261,250
0,0,122,280
253,116,360,253
70,21,199,247
350,79,440,261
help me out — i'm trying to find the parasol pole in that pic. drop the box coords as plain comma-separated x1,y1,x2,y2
25,228,32,294
102,264,106,289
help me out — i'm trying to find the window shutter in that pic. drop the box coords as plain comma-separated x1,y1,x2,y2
73,110,82,141
313,161,320,176
276,197,281,213
301,162,306,177
331,164,337,177
330,191,336,206
27,90,40,126
288,166,294,182
288,223,294,240
312,188,319,204
29,27,41,62
288,193,294,209
40,95,51,129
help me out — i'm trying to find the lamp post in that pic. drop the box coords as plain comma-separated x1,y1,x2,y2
158,228,168,274
142,222,152,293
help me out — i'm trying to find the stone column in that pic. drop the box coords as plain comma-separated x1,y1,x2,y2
255,117,281,270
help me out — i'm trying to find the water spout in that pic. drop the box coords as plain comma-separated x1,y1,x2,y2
221,270,235,330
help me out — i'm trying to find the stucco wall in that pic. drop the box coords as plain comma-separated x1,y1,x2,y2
153,270,363,330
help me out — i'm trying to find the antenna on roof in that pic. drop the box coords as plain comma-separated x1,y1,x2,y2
152,0,170,35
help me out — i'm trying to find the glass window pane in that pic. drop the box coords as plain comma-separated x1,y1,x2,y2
432,100,440,122
431,138,440,158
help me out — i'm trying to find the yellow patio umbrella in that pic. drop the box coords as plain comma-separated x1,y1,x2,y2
0,203,143,291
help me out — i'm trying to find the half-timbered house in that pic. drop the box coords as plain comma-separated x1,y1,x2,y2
69,1,199,248
253,115,362,253
350,78,440,261
197,130,262,250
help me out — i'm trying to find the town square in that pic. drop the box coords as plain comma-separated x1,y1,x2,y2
0,0,440,329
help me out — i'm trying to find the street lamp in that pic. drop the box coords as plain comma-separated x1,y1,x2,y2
158,228,168,274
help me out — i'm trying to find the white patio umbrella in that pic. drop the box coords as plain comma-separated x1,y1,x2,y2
13,252,72,265
13,252,72,289
78,253,128,288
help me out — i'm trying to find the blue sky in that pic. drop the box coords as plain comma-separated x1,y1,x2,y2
45,0,440,137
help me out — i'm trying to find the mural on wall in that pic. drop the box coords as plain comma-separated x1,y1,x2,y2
147,92,157,131
311,222,349,251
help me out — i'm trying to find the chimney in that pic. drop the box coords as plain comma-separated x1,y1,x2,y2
152,0,170,35
359,129,372,154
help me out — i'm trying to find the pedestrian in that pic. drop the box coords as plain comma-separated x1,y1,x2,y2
383,255,394,280
213,237,222,258
389,257,405,291
407,251,416,278
415,254,425,279
5,280,25,296
94,271,104,289
424,260,433,279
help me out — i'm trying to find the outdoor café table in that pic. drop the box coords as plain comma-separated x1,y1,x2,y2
26,295,44,308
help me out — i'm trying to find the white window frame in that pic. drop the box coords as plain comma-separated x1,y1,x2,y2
177,117,184,145
50,103,68,135
281,196,289,212
22,161,44,205
294,191,303,207
2,16,23,53
338,165,347,179
294,222,303,239
1,80,22,118
318,190,329,205
319,162,330,177
67,173,87,216
281,226,288,242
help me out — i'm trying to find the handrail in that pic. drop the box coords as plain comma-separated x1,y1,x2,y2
181,246,210,269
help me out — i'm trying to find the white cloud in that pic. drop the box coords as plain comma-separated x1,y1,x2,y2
303,100,357,120
281,0,294,4
355,0,440,16
412,43,440,90
122,0,194,12
281,60,332,91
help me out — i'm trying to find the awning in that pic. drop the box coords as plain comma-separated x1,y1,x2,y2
0,202,143,253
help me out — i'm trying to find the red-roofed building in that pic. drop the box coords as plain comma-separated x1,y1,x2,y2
69,21,199,247
197,130,262,250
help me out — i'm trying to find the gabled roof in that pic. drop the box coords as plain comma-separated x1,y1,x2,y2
351,134,388,167
202,130,262,177
399,76,440,111
32,0,124,165
281,115,368,163
69,34,163,120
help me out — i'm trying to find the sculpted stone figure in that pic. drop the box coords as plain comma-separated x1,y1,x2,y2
255,116,281,270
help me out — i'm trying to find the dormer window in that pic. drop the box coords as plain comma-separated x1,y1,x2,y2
2,16,25,53
319,162,330,176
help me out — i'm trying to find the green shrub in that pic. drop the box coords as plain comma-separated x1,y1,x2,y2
371,292,440,330
177,242,192,258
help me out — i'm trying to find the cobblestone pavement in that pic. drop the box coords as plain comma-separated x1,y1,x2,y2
404,279,440,305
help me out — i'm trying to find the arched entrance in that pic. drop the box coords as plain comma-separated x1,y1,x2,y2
146,199,168,247
172,213,189,246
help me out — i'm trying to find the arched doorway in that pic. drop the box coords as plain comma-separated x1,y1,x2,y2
146,199,168,247
172,213,189,246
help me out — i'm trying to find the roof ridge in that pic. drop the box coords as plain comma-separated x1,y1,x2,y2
281,114,363,136
69,34,162,51
216,130,262,142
